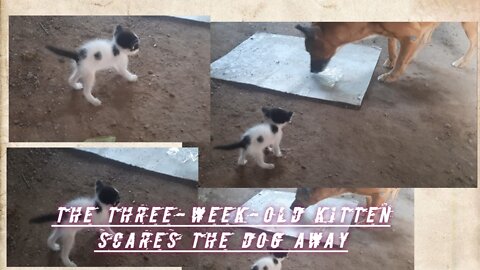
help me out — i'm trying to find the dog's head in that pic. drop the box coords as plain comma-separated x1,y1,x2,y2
295,23,339,73
114,25,140,55
290,187,315,210
251,251,288,270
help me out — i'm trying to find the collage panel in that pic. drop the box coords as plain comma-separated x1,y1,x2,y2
198,188,414,270
202,22,477,188
0,6,478,269
9,16,210,142
7,147,199,267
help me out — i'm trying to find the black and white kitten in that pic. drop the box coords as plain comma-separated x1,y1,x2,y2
46,25,139,106
214,107,294,169
30,180,120,267
251,251,288,270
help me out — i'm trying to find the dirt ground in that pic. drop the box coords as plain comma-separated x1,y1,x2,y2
198,188,414,270
6,148,198,267
201,22,477,188
9,16,210,142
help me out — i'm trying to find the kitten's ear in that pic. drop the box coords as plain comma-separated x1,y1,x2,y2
114,25,123,36
272,250,288,259
95,180,104,193
261,107,270,117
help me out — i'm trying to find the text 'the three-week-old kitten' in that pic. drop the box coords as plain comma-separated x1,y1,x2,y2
30,180,120,267
214,107,294,169
46,25,139,106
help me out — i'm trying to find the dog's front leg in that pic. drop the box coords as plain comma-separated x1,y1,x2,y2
378,38,418,82
383,38,397,69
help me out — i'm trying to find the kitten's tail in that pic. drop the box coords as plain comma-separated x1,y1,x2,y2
45,45,80,62
214,136,251,150
29,213,58,224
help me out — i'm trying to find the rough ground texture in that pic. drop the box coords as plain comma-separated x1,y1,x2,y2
9,16,210,142
201,22,477,188
7,148,198,267
198,188,414,270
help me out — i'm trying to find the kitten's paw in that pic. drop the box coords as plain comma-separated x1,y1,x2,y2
275,153,283,158
237,159,247,166
72,83,83,90
128,74,138,82
89,98,102,106
49,243,60,251
261,163,275,170
64,261,77,267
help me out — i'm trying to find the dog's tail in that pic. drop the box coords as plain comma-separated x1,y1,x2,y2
214,136,250,150
29,213,58,224
45,45,80,62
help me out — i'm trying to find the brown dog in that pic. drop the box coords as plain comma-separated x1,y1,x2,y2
290,188,400,210
295,22,477,82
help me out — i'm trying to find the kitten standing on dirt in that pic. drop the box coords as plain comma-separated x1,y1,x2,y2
214,107,294,169
46,25,139,106
30,180,120,267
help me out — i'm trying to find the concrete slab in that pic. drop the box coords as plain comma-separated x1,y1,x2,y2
78,148,198,181
211,32,381,106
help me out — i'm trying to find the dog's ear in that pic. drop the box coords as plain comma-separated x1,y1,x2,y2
295,24,315,39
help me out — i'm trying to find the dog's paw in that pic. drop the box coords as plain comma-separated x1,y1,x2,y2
275,152,283,158
49,243,60,251
128,74,138,82
72,83,83,90
89,98,102,106
451,59,466,68
382,59,394,69
377,72,398,82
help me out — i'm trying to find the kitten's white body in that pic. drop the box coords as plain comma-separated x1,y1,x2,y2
251,254,286,270
239,122,286,169
68,38,138,106
47,196,114,267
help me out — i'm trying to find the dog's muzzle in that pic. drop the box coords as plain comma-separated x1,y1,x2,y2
310,58,331,73
290,199,307,211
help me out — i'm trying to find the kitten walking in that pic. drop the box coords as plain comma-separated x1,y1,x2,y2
30,180,120,267
214,107,293,169
46,25,139,106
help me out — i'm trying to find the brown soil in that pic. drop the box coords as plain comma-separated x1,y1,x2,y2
201,22,477,188
198,188,414,270
9,16,210,142
7,148,198,267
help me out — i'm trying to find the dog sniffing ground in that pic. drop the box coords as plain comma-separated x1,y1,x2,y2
7,148,198,267
9,16,210,142
201,22,477,188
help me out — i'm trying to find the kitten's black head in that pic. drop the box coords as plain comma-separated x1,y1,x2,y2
271,250,288,260
114,25,140,53
96,180,120,206
262,107,294,124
